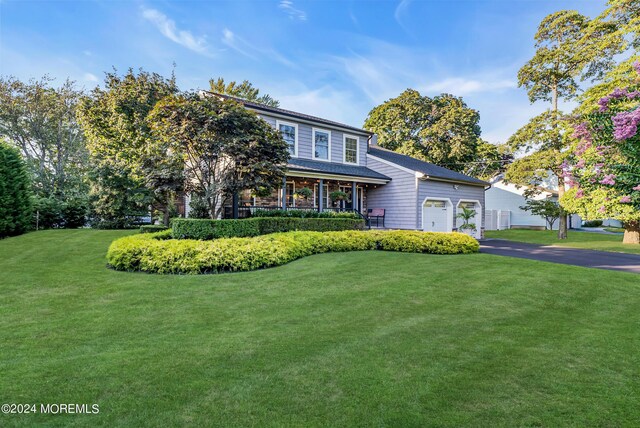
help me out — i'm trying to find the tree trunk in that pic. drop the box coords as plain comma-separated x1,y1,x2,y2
163,204,170,227
556,175,568,240
623,221,640,244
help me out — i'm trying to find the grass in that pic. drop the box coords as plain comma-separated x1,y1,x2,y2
2,230,640,426
604,227,625,233
485,229,640,254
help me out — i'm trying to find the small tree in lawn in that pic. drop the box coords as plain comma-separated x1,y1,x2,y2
561,62,640,244
456,207,477,234
149,93,289,219
520,198,562,230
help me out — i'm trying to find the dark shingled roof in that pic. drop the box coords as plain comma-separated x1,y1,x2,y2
368,146,489,186
206,92,373,136
288,158,391,181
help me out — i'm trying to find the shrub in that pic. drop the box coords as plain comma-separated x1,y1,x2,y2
0,141,32,238
188,194,211,219
172,218,261,240
252,209,360,219
32,196,89,229
107,230,479,274
32,196,64,229
62,197,89,228
140,225,169,233
171,217,365,240
582,220,603,227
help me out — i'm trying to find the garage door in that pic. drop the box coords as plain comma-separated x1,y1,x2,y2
423,200,450,232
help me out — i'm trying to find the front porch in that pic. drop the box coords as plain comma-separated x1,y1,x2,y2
225,175,382,219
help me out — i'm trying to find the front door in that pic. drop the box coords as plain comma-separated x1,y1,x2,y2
423,200,450,232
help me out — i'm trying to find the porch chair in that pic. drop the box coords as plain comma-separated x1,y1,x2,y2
367,208,385,228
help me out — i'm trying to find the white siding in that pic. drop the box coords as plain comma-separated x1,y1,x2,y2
417,180,486,231
485,185,555,229
365,156,418,229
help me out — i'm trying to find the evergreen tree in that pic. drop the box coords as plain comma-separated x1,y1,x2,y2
0,140,32,237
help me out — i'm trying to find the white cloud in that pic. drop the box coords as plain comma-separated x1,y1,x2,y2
421,77,517,96
221,28,257,60
394,0,412,27
83,72,99,82
221,28,297,68
278,0,307,21
276,84,368,127
141,7,209,55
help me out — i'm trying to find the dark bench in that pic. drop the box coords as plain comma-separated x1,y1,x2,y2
367,208,385,227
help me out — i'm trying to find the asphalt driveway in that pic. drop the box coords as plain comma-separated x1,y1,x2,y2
480,239,640,274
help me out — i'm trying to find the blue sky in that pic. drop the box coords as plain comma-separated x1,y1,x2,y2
1,0,606,143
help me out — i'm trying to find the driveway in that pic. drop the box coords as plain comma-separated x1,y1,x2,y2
480,239,640,274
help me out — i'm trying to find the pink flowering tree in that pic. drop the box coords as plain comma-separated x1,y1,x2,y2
561,62,640,244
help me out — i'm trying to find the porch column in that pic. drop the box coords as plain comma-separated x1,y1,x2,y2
281,176,287,210
318,179,324,212
232,192,239,219
351,181,357,212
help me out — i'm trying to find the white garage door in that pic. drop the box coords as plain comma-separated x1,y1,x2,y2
423,200,450,232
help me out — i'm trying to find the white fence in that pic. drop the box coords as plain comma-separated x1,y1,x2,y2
485,210,511,231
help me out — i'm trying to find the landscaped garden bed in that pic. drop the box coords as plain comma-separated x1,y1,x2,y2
107,229,479,274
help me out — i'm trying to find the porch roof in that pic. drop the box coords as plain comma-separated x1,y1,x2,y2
287,158,391,184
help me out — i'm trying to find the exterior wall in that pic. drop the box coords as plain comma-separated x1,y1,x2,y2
417,179,486,232
485,184,556,229
365,156,418,229
258,113,368,166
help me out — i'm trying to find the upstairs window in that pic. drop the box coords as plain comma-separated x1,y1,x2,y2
313,128,331,161
344,135,359,164
277,120,297,157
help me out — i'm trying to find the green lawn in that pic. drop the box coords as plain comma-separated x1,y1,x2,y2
485,229,640,254
2,230,640,427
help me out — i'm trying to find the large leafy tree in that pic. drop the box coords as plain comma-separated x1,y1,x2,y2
579,0,640,113
0,76,88,199
465,141,513,181
209,77,280,107
508,10,622,239
0,140,32,237
77,69,183,227
364,89,481,172
562,62,640,244
148,93,289,219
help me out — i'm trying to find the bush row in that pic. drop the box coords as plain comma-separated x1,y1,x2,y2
252,209,360,219
140,225,169,233
107,230,480,274
171,217,365,240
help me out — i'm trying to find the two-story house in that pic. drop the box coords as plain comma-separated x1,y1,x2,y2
185,93,490,238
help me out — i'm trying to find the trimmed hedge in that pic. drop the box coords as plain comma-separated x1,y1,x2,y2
171,217,365,240
252,209,360,219
140,225,170,233
107,230,480,274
